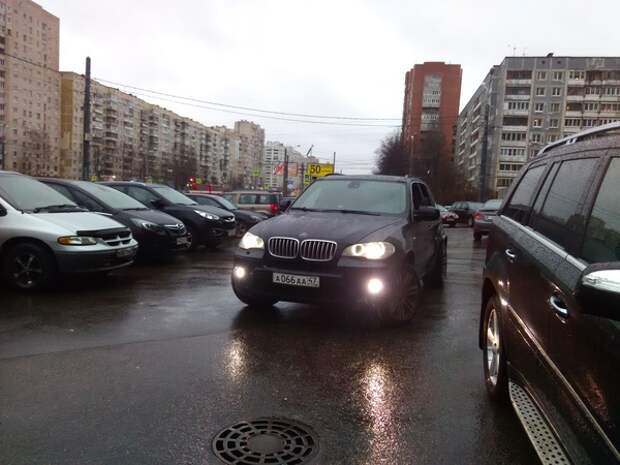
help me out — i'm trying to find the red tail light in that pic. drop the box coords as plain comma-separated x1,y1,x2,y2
474,212,484,220
270,202,279,215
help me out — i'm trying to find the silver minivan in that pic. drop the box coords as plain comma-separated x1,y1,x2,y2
0,171,139,291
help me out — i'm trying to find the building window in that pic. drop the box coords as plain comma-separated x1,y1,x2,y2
536,71,547,80
532,118,543,128
564,118,581,127
550,119,559,128
551,103,560,112
569,70,585,80
507,101,529,110
501,132,527,141
605,87,620,96
584,102,599,112
553,71,564,81
547,134,559,143
497,178,513,188
536,87,545,96
534,103,545,113
531,133,542,143
552,87,562,96
585,87,600,95
500,147,526,157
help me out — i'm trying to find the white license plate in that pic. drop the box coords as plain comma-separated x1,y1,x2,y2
176,236,189,245
273,273,320,288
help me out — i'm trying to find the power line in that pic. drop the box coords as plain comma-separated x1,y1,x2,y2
95,77,401,122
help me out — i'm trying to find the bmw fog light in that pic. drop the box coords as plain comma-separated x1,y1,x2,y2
233,266,247,279
367,278,384,295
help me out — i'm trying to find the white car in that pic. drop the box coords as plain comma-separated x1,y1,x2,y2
0,171,138,291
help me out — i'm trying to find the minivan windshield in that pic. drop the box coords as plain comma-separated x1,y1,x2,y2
152,186,197,206
292,179,407,215
0,175,81,213
73,181,147,210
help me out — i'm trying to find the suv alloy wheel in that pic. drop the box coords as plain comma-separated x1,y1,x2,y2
3,242,56,291
482,296,508,401
380,262,421,324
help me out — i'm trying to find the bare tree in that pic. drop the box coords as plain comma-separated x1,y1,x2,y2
374,132,409,176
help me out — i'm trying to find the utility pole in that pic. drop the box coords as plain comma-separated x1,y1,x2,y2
282,148,289,196
82,57,92,180
332,151,336,172
300,162,305,191
480,102,490,202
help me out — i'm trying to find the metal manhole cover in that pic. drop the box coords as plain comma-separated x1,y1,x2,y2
212,417,319,465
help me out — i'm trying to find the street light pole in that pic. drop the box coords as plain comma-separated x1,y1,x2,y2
82,56,92,181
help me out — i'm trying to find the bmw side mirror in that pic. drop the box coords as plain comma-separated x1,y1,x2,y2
413,206,440,222
0,204,6,216
576,263,620,321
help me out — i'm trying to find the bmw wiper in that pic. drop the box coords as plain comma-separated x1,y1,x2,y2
122,207,149,211
33,204,82,213
290,207,321,212
322,209,382,216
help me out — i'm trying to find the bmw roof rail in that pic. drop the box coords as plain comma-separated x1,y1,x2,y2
537,121,620,157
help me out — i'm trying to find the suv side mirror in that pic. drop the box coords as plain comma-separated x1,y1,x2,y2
151,198,165,209
413,206,440,222
576,263,620,321
280,199,293,211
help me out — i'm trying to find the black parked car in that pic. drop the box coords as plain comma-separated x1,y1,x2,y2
40,179,190,256
232,175,446,323
184,192,267,237
451,201,483,227
103,182,235,249
480,123,620,465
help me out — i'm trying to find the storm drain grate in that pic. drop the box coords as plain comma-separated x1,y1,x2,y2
509,381,571,465
212,417,319,465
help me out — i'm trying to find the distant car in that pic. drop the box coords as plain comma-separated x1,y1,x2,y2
184,192,267,237
451,201,484,227
0,172,138,291
223,191,282,217
231,175,446,323
480,123,620,465
40,179,190,256
103,182,235,249
438,205,458,227
473,199,502,241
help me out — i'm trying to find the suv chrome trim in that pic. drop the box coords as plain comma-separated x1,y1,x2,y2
300,239,338,262
537,121,620,156
268,236,299,259
509,381,571,465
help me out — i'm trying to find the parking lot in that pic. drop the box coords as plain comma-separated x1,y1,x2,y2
0,227,538,465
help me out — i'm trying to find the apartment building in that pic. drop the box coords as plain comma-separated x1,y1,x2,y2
455,56,620,198
401,62,462,163
0,0,60,175
262,142,306,191
234,120,265,188
60,72,251,188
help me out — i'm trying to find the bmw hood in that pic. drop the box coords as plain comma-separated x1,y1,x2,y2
250,211,403,245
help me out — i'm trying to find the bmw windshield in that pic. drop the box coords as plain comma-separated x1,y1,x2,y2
291,179,407,216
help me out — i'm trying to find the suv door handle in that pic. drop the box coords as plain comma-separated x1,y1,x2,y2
548,295,569,318
505,249,517,262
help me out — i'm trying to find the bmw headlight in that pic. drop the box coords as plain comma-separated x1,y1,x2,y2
342,241,396,260
239,232,264,250
194,210,219,220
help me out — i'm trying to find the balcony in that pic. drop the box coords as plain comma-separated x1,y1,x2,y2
567,95,584,102
565,110,583,118
504,94,531,101
505,79,532,86
503,109,529,116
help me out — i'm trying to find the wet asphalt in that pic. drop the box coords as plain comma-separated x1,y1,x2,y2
0,227,539,465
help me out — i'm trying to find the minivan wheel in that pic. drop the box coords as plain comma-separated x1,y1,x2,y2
381,263,421,324
3,243,56,291
232,281,278,308
483,296,508,402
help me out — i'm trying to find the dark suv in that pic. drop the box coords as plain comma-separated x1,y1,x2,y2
480,123,620,465
232,175,446,323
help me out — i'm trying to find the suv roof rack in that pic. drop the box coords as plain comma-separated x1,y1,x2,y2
537,121,620,156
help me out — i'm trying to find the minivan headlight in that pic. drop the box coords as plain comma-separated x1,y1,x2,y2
239,232,264,250
342,241,396,260
58,236,98,246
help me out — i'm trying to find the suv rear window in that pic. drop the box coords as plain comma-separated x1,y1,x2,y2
503,165,546,224
582,158,620,263
530,158,598,250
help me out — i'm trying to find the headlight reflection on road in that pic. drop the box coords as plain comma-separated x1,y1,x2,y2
362,361,399,465
225,337,247,381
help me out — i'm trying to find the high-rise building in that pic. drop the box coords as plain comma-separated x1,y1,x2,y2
0,0,60,175
234,120,265,188
60,73,245,188
455,56,620,198
401,62,462,163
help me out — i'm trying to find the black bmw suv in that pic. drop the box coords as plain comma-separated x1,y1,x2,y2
232,175,446,323
480,123,620,465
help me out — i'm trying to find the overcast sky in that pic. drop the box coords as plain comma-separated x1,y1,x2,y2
40,0,620,173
